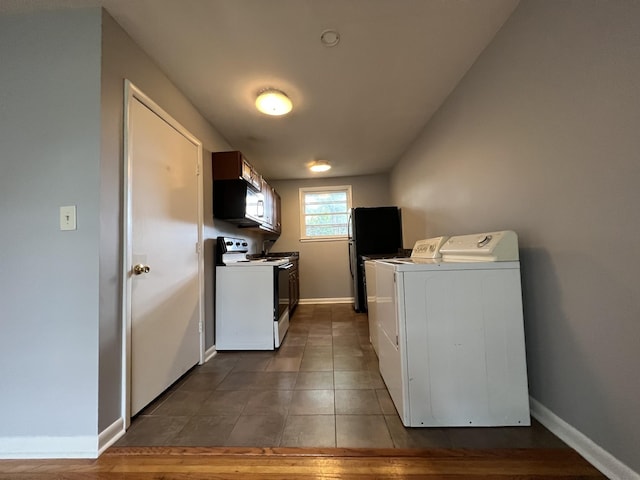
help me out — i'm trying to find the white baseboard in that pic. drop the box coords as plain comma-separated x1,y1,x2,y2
204,345,217,363
530,397,639,480
0,435,97,459
0,418,127,459
299,297,353,305
98,417,125,456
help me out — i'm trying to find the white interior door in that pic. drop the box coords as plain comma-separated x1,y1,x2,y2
126,85,203,417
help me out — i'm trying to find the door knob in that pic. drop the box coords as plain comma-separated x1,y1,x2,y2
133,264,151,275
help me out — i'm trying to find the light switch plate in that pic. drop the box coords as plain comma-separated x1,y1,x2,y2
60,205,77,231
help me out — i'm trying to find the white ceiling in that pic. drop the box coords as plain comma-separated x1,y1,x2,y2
1,0,519,179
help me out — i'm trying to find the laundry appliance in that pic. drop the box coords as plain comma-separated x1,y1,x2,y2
364,236,447,356
374,231,530,427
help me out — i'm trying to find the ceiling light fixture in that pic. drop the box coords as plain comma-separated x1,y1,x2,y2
255,89,292,116
309,160,331,173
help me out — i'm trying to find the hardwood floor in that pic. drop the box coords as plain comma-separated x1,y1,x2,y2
0,446,605,478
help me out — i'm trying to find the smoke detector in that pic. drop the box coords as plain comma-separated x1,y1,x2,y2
320,29,340,47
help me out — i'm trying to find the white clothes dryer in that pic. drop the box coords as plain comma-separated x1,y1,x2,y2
374,231,530,427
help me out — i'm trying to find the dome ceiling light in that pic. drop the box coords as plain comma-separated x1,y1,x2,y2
309,160,331,173
255,89,292,116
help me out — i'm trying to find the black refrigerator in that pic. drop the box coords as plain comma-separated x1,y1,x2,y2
348,206,403,312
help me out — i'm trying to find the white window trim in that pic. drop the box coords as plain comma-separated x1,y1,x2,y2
299,185,352,242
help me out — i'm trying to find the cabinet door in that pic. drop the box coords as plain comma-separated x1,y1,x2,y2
247,164,261,191
261,179,273,228
213,151,261,190
241,158,253,184
212,151,242,180
273,190,282,234
258,180,282,234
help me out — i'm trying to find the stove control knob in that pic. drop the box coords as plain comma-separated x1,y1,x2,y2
226,241,233,246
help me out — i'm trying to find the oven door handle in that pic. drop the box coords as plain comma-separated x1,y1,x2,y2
279,262,294,270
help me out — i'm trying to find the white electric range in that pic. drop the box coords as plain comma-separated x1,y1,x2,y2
373,231,530,427
215,237,292,350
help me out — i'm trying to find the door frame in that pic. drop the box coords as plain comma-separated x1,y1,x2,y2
121,80,205,427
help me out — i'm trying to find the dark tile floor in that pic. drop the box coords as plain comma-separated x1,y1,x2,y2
116,303,568,449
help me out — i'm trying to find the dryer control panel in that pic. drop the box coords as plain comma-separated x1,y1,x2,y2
441,230,519,262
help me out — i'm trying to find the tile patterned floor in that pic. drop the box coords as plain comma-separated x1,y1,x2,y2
116,303,568,449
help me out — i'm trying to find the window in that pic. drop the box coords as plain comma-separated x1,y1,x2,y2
299,185,352,241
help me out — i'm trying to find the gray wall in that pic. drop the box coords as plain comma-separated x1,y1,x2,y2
0,9,102,439
0,6,266,446
390,0,640,472
99,10,264,431
270,174,391,300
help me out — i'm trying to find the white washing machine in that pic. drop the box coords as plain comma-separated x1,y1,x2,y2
375,231,530,427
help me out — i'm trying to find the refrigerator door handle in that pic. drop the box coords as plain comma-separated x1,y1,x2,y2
348,241,353,277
